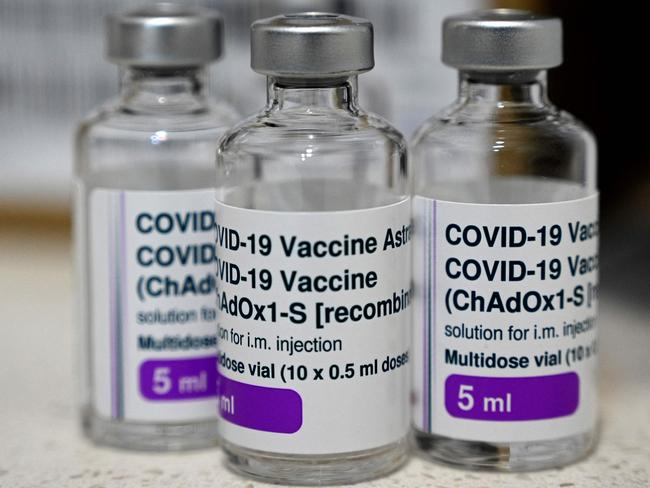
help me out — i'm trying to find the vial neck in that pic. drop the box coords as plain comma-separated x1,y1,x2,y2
458,70,550,108
119,67,208,114
266,76,359,114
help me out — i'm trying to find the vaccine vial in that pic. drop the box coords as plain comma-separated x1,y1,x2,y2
74,4,238,450
411,10,598,470
215,13,410,484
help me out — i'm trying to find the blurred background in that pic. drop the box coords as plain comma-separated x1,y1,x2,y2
1,4,648,485
0,0,648,307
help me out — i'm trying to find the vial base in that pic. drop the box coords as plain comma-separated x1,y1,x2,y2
82,407,218,451
413,428,596,471
221,437,409,485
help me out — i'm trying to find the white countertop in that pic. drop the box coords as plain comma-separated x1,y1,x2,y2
0,230,648,487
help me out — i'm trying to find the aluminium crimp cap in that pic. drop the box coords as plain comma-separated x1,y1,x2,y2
251,12,374,79
105,3,224,67
442,9,562,71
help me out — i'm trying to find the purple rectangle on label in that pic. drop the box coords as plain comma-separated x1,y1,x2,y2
445,373,579,421
139,356,217,400
217,368,302,434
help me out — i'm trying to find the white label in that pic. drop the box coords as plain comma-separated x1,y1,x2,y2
215,200,411,454
412,194,599,443
90,189,218,422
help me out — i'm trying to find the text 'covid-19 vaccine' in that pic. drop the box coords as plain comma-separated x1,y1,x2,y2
214,12,411,485
411,9,599,471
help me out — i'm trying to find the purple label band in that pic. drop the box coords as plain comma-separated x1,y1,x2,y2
217,368,302,434
445,372,579,421
140,356,217,400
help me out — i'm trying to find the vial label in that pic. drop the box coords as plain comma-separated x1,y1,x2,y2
412,194,599,443
215,199,411,454
90,189,218,422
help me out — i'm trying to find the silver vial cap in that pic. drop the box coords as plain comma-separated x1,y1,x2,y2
251,13,374,79
106,3,224,68
442,9,562,71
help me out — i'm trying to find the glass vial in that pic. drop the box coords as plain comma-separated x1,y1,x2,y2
215,13,410,485
411,10,598,470
74,4,238,451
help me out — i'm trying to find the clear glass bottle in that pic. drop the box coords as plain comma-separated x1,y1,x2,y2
74,4,238,451
215,13,410,485
411,10,598,470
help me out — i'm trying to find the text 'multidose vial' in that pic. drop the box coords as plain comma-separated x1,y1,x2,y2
215,13,411,485
75,4,238,451
411,10,598,470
